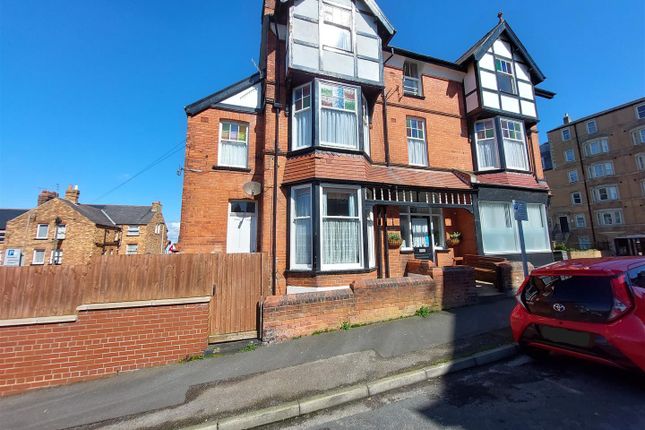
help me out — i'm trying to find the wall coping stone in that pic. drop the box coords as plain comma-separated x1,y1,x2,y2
76,296,212,311
0,314,78,327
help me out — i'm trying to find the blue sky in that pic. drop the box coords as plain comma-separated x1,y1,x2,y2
1,0,643,242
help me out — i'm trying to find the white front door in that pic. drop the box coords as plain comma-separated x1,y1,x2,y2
227,201,257,253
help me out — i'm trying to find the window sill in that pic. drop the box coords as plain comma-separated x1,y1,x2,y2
212,165,251,173
399,248,414,254
403,93,425,100
285,267,377,276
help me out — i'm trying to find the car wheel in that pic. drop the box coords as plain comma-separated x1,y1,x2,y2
519,344,550,360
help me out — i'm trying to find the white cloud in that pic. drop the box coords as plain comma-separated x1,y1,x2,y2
167,221,180,243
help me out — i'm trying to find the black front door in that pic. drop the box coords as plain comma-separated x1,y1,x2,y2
411,216,433,260
559,216,570,233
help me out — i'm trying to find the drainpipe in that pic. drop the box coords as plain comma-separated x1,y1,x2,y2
382,48,395,166
271,17,282,295
572,123,597,247
381,207,390,278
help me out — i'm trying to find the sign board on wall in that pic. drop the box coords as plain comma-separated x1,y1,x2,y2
3,248,22,266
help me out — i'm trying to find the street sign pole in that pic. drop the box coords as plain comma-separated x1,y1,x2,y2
513,200,530,278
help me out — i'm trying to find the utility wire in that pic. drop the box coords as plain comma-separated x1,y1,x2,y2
93,141,186,202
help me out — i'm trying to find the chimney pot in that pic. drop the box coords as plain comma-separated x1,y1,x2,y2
151,201,162,212
64,184,80,204
563,113,571,124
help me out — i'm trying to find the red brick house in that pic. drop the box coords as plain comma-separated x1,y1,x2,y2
178,0,554,294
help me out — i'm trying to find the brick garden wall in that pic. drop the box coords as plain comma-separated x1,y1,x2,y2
0,303,209,397
262,266,476,342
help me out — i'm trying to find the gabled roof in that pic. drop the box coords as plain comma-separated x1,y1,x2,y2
0,209,29,230
59,200,116,227
362,0,395,37
87,204,156,225
456,20,545,84
185,73,263,116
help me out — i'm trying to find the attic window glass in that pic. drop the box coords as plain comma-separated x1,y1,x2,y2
474,119,500,170
321,3,352,52
403,62,421,96
495,58,516,94
218,121,249,168
561,128,571,141
36,224,49,239
637,104,645,120
292,83,312,150
127,226,140,236
319,82,359,149
501,119,529,170
586,120,598,134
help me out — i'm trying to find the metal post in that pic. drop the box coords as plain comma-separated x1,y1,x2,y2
517,219,529,278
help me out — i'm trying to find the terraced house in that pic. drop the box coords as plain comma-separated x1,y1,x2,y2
179,0,554,294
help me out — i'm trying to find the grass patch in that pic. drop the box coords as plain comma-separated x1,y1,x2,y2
340,321,351,331
415,306,432,318
241,343,257,352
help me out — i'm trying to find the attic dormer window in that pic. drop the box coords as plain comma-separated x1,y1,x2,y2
321,2,353,52
495,58,516,95
403,62,421,96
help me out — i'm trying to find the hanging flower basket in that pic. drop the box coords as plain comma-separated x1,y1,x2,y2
447,232,462,247
387,233,402,248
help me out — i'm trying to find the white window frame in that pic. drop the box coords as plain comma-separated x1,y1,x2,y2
586,119,598,134
561,128,571,141
50,249,63,265
641,179,645,196
319,184,363,271
406,117,428,166
55,225,67,239
403,61,422,96
500,118,529,171
218,121,249,168
320,1,354,53
570,192,582,205
575,214,586,228
578,236,592,250
593,184,619,202
636,152,645,171
474,119,500,171
317,80,360,150
32,249,45,265
36,224,49,239
291,82,312,150
596,209,624,226
480,201,550,254
399,207,445,252
568,170,579,183
632,126,645,145
362,94,370,156
564,148,575,162
127,225,140,236
583,138,609,156
636,103,645,120
588,161,614,178
290,184,313,270
494,58,517,95
126,244,138,255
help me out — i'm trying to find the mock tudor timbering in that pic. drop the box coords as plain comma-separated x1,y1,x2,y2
178,0,555,293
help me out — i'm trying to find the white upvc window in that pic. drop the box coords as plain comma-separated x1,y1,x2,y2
568,170,579,183
561,128,571,141
362,95,370,156
575,214,586,228
127,225,140,236
494,58,516,94
126,244,138,255
154,224,163,234
51,249,63,265
636,103,645,120
479,201,550,254
367,208,375,268
399,207,445,251
36,224,49,239
641,179,645,196
218,121,249,168
403,62,421,96
290,185,313,270
292,83,312,150
583,138,609,156
32,249,45,265
593,185,619,202
320,185,363,270
55,225,67,239
632,127,645,145
588,161,614,178
571,192,582,205
636,153,645,170
578,236,592,250
500,119,529,170
597,209,623,226
319,81,359,149
564,148,575,162
586,119,598,134
321,1,353,52
474,119,500,170
406,117,428,166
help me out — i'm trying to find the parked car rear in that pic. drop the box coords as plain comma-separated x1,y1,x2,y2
510,257,645,372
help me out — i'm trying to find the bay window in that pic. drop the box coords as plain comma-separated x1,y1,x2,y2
500,119,529,170
479,201,550,254
588,161,614,178
321,186,362,269
597,209,623,226
292,83,312,150
474,119,500,170
583,138,609,156
523,204,550,251
290,185,312,269
406,118,428,166
319,81,359,149
593,185,619,202
218,121,249,168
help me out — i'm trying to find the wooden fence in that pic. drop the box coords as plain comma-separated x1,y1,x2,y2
0,253,270,325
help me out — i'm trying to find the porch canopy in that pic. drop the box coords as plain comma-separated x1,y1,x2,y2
364,186,473,212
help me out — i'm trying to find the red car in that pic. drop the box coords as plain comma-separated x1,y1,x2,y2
511,257,645,372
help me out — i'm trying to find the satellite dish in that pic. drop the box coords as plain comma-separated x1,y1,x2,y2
243,181,262,197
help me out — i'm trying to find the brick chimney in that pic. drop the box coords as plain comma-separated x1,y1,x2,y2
37,190,59,206
563,113,571,124
151,201,162,213
64,185,80,204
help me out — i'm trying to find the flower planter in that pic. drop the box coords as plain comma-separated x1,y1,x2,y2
388,238,402,249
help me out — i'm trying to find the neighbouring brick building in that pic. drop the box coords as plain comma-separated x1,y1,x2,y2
544,98,645,255
179,0,555,294
2,186,168,266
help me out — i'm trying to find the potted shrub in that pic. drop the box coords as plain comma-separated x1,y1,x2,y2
387,233,402,248
446,231,461,247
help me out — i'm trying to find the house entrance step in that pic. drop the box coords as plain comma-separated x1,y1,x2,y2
475,282,506,304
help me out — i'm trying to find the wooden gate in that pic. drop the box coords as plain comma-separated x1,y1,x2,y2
208,253,271,343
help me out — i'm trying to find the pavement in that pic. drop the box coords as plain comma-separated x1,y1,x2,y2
274,354,645,430
0,298,515,430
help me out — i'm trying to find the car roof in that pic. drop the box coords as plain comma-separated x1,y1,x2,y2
533,257,645,277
